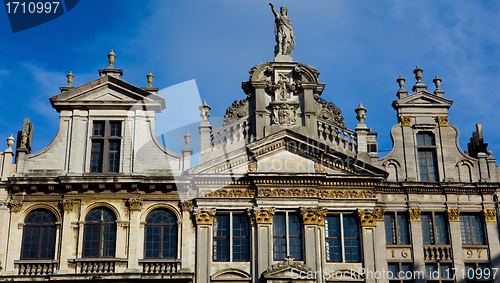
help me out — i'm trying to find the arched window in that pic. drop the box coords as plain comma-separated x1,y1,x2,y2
416,132,439,181
21,209,57,260
83,207,116,258
144,209,178,259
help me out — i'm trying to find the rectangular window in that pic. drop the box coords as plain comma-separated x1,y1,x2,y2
90,121,122,173
273,212,302,261
213,214,249,262
422,212,449,245
389,262,414,283
325,214,360,263
385,212,410,245
417,132,439,181
213,215,230,261
460,214,485,245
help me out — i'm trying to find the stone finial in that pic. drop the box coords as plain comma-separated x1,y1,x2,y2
433,76,442,89
184,132,191,147
147,72,154,87
66,71,74,87
413,65,423,82
108,50,116,66
355,103,367,124
199,100,211,121
20,133,28,148
7,134,14,149
397,75,406,90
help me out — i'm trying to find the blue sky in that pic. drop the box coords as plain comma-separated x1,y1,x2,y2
1,0,500,162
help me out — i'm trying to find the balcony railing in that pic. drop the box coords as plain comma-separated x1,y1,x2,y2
423,246,452,260
15,260,57,276
317,120,357,155
139,259,181,274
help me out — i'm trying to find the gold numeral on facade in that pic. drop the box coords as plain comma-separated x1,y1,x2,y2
467,249,473,258
477,250,482,258
391,249,395,258
401,249,408,258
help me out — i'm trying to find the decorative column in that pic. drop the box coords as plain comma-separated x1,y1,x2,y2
126,198,143,273
193,208,216,283
181,132,193,171
198,101,212,163
300,207,327,283
4,200,23,275
179,200,195,273
357,209,384,283
408,208,425,283
483,209,500,283
248,207,275,283
58,199,76,273
447,208,464,282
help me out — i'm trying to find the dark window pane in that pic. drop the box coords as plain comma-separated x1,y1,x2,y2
110,122,121,137
214,215,230,261
21,210,57,260
435,213,448,244
108,140,120,173
421,213,434,244
90,141,104,173
233,215,249,261
145,210,177,259
325,216,341,262
397,214,409,244
385,214,396,244
343,216,360,262
288,214,302,260
83,208,116,258
93,121,104,137
273,214,286,260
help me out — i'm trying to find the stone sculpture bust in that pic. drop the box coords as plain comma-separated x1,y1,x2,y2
269,3,295,56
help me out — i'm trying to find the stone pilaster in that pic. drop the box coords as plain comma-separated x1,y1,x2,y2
4,200,23,275
447,208,464,283
248,207,275,283
193,208,215,283
58,199,75,273
180,201,195,273
483,209,500,283
408,208,425,283
357,209,384,283
300,207,326,283
126,198,143,272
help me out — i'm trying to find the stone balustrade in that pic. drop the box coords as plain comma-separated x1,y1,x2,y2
79,261,115,274
210,120,250,151
17,262,56,276
423,246,452,260
141,261,180,274
317,120,357,155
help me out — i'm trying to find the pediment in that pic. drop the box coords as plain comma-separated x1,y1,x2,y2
187,129,387,178
211,268,251,282
49,75,165,112
394,91,453,108
263,256,313,279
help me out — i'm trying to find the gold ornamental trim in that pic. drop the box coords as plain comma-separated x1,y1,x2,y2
193,208,216,225
127,198,143,211
357,209,384,227
401,116,411,127
483,209,497,222
180,200,194,212
248,162,258,172
437,116,449,126
60,199,75,211
200,188,374,199
447,209,460,222
408,208,421,221
300,207,327,225
9,200,22,212
248,207,275,225
315,163,328,173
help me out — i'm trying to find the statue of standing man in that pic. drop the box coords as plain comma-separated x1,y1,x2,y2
269,3,295,56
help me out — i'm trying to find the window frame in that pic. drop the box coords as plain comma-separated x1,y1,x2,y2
212,212,250,262
325,213,361,263
82,207,117,258
144,209,178,259
388,261,415,283
20,209,58,260
421,212,449,246
273,212,303,261
416,132,439,182
90,120,123,174
385,211,411,246
460,214,486,246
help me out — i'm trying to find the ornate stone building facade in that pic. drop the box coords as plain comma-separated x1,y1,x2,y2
0,14,500,283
